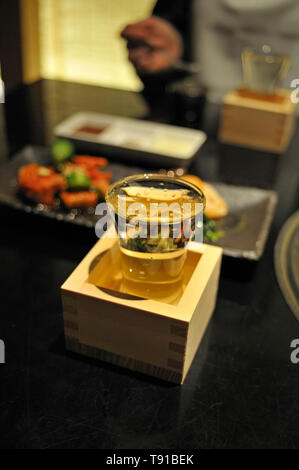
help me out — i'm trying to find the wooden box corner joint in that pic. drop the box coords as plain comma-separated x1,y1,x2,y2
61,236,222,384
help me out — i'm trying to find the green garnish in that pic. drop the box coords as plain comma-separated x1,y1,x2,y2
125,236,178,253
51,139,74,165
203,216,224,243
126,237,148,253
123,216,225,253
67,169,91,189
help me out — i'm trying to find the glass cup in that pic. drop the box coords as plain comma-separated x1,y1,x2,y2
242,45,290,94
106,174,205,287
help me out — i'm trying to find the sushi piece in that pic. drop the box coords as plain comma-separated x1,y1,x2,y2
18,163,66,206
60,191,100,209
180,174,228,219
73,155,108,168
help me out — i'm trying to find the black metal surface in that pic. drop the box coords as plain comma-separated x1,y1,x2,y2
1,80,299,449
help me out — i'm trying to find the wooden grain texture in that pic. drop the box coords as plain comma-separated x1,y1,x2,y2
183,255,222,381
64,335,183,383
61,235,222,384
219,89,296,153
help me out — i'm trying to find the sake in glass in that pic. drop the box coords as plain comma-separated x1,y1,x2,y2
106,174,205,288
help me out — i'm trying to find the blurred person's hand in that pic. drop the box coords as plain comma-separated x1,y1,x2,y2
121,16,183,74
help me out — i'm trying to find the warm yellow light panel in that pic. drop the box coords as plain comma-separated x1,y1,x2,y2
38,0,156,91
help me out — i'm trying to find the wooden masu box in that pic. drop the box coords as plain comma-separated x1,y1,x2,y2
218,88,296,153
61,233,222,384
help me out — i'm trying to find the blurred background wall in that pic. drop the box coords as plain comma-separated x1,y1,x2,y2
0,0,156,93
1,0,155,157
38,0,156,91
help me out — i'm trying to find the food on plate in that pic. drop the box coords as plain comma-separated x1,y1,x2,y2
175,173,227,243
51,139,74,166
92,178,110,196
65,167,91,189
18,163,66,206
72,155,108,168
203,216,224,243
180,174,228,219
74,125,108,136
18,143,113,209
60,191,100,209
63,158,112,196
153,137,195,156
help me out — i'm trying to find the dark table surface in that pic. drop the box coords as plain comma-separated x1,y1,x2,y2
0,80,299,449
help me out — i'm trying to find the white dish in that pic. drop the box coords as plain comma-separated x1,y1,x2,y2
54,112,207,168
